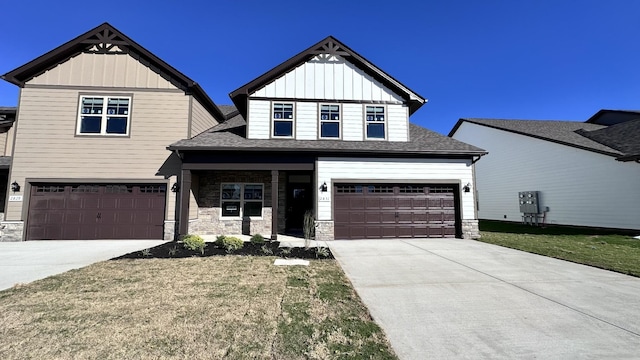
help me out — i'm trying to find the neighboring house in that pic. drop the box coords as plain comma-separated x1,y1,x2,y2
0,107,16,219
1,22,486,241
1,23,225,241
449,111,640,231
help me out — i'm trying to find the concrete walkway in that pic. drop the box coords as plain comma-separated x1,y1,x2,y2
0,240,167,291
329,238,640,360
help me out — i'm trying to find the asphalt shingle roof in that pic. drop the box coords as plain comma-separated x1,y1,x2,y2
577,118,640,158
457,118,623,157
172,107,485,156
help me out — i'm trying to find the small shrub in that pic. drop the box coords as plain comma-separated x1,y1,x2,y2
315,247,330,258
280,247,292,258
222,236,244,253
215,235,226,246
141,248,152,257
303,210,315,248
167,246,178,257
250,234,265,244
182,234,206,254
261,244,274,255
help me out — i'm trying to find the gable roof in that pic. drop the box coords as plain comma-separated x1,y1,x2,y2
169,106,484,157
449,118,629,159
2,22,225,121
585,109,640,125
229,36,426,117
576,119,640,161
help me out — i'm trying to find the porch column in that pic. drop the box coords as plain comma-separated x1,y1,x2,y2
178,169,192,239
271,170,279,241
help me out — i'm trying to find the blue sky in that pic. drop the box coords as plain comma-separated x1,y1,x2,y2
1,0,639,135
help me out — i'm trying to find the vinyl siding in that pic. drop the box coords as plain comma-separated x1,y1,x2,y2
0,131,8,156
247,100,270,139
28,52,176,89
247,54,411,142
296,102,317,140
452,122,640,230
387,105,409,141
316,157,475,221
190,97,218,137
6,87,189,221
342,104,363,141
252,55,403,102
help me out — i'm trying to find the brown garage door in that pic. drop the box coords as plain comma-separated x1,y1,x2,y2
334,184,460,239
27,183,166,240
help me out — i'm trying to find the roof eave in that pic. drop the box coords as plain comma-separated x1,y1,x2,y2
167,144,486,157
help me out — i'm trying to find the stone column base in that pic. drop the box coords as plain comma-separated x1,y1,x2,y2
461,219,480,239
315,220,334,241
1,221,25,242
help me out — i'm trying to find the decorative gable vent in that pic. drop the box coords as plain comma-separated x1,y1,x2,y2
84,28,127,54
310,40,350,57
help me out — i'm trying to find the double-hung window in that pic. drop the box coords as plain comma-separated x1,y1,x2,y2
221,183,264,218
272,103,294,137
319,104,340,138
77,96,131,135
365,105,385,139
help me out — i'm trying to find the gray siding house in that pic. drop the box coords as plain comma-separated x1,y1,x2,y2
450,111,640,230
1,23,485,241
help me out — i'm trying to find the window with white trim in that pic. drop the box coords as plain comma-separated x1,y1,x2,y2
77,96,131,135
365,105,385,139
221,183,264,217
319,104,340,138
272,102,294,137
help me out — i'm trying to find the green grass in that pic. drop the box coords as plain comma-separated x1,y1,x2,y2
0,257,397,360
479,220,640,277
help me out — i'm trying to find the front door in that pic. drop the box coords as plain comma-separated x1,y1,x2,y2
285,175,313,233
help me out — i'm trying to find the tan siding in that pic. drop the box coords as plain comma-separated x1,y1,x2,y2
4,121,17,156
0,131,7,156
190,97,218,137
28,52,177,89
6,87,189,220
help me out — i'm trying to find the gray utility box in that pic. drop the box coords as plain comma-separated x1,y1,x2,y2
518,191,540,213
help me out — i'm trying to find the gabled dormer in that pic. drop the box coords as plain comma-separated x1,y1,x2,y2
230,36,425,142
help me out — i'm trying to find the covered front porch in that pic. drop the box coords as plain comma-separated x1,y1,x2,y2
176,152,316,241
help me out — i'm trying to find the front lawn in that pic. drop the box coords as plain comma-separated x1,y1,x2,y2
479,220,640,277
0,256,396,360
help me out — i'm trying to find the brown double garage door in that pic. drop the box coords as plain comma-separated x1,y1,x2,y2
27,183,166,240
334,183,460,239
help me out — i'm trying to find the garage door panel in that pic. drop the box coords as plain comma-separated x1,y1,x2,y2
27,183,166,240
334,183,459,240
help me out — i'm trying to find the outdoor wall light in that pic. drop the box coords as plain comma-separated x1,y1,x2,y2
319,182,328,192
171,183,180,193
11,181,20,192
462,183,471,193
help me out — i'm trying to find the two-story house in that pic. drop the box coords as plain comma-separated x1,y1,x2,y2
1,23,225,241
2,23,485,242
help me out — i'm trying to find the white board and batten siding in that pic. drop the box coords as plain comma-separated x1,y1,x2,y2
316,157,475,221
453,122,640,230
247,55,409,141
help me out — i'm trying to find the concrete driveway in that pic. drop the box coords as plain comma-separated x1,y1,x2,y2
0,240,167,291
329,238,640,359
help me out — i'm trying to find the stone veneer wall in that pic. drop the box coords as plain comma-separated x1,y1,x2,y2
188,171,286,237
461,219,480,239
1,221,24,242
314,220,334,241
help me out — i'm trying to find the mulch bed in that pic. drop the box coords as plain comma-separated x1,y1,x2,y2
112,241,334,260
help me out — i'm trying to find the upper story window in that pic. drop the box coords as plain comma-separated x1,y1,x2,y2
77,96,131,136
365,106,385,139
272,102,294,137
319,104,340,139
